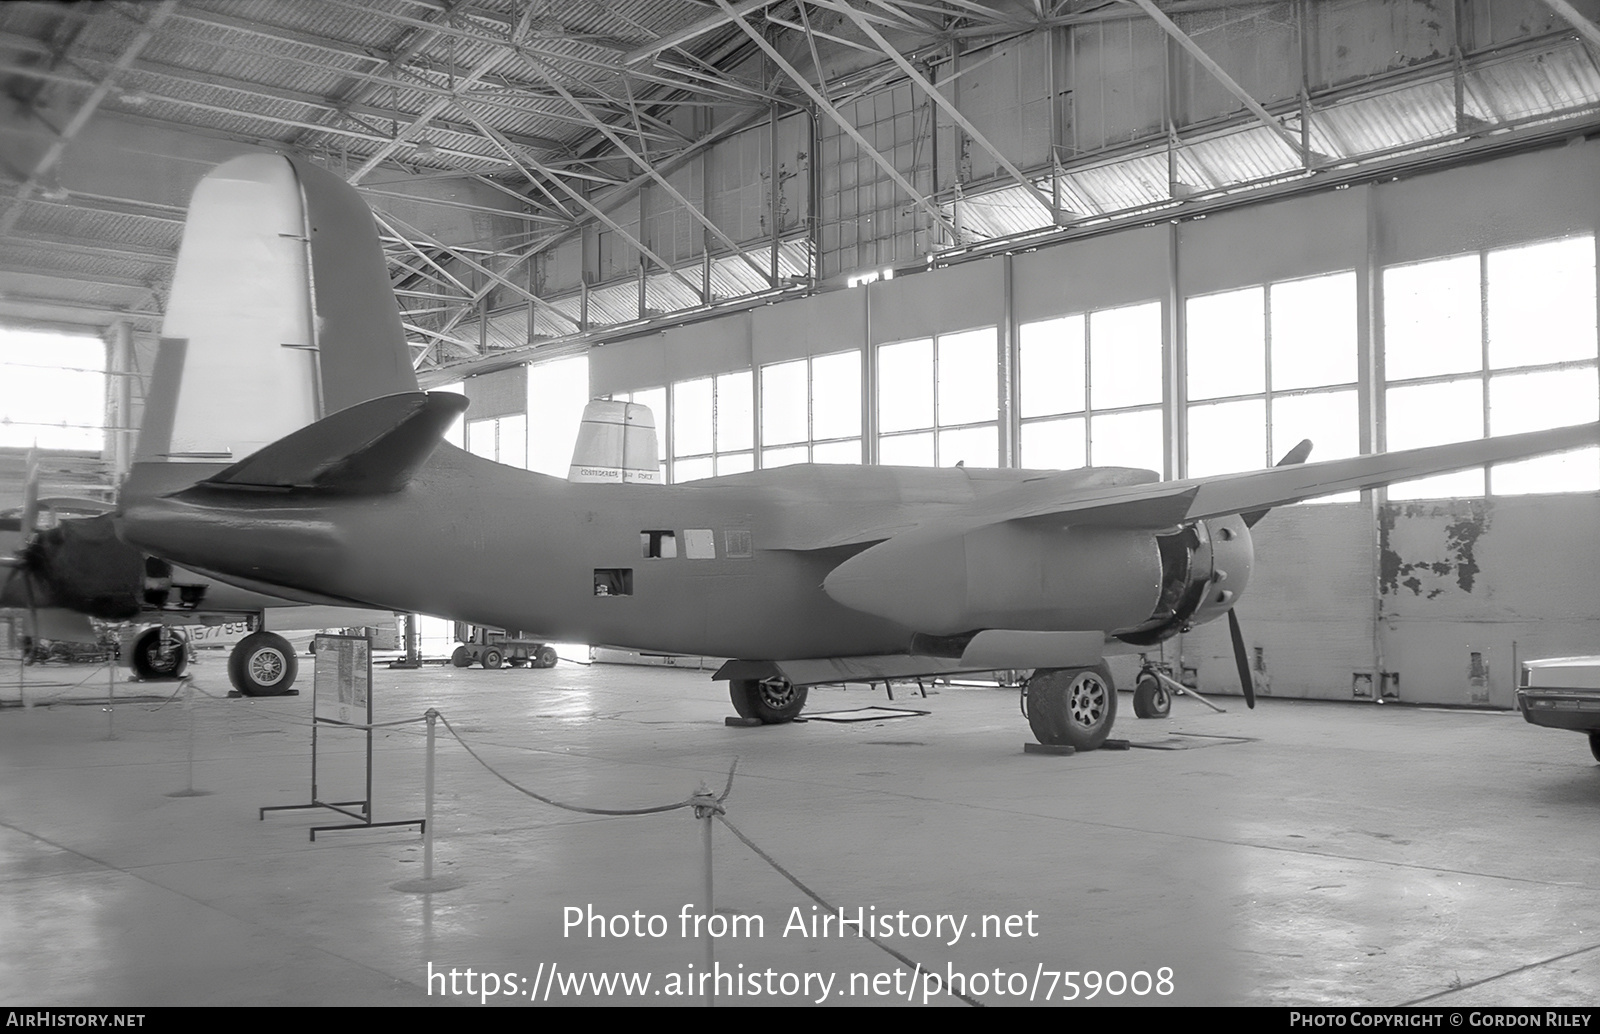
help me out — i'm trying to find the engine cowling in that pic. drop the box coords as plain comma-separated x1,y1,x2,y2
1114,514,1253,646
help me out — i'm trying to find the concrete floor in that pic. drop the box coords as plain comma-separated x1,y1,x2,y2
0,651,1596,1007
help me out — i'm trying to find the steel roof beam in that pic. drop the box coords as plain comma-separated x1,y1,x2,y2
0,1,177,237
715,0,958,239
1538,0,1600,50
1125,0,1305,162
823,1,1059,220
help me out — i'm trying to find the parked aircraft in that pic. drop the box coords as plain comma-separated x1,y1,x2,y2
1,149,417,696
111,153,1600,748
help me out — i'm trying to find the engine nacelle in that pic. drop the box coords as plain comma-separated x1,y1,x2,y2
1114,514,1253,647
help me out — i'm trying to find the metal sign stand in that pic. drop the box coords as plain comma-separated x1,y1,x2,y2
260,633,422,841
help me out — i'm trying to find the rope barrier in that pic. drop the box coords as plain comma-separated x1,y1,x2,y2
436,712,735,817
715,813,985,1008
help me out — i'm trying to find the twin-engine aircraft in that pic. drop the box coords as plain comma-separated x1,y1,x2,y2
113,153,1600,749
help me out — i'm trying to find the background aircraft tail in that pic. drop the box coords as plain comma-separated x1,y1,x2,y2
567,401,661,484
136,153,418,467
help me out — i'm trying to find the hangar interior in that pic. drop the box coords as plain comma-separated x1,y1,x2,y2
1,0,1599,1008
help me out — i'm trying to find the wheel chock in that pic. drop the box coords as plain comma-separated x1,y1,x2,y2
1101,738,1130,750
724,716,763,727
1023,742,1076,755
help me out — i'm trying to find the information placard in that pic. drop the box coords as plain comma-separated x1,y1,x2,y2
313,634,370,725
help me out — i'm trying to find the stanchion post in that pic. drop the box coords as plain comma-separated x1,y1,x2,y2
423,708,437,881
692,783,717,1007
104,657,115,740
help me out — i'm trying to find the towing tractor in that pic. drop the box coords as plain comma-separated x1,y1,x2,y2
450,623,558,670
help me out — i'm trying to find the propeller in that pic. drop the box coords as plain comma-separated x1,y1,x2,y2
1227,438,1314,708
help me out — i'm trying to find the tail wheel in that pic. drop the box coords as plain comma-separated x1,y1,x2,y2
1025,664,1116,750
533,645,559,669
729,678,808,724
228,631,297,696
450,646,471,668
131,627,189,680
1132,674,1172,719
481,649,503,669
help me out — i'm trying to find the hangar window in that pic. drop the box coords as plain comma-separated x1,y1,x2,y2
760,350,862,467
0,329,107,450
1018,301,1164,473
1184,272,1358,499
611,386,668,482
466,414,527,468
1383,236,1599,498
877,328,998,467
671,371,753,482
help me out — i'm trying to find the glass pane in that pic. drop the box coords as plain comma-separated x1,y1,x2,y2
1489,366,1600,494
1187,398,1267,477
811,438,862,464
1271,389,1359,502
1019,314,1085,417
878,430,935,467
1383,254,1480,381
1020,417,1086,470
937,423,998,468
672,377,714,458
1487,236,1598,370
1090,301,1163,409
1090,408,1164,473
762,444,808,468
716,370,753,452
811,350,862,440
716,451,754,476
1186,287,1264,401
1271,271,1357,391
760,360,808,446
1384,379,1484,499
936,327,998,427
498,414,528,469
525,354,588,477
878,338,933,433
467,418,496,460
673,455,714,483
0,331,106,450
632,387,668,460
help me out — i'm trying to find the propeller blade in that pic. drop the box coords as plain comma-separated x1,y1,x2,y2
1228,607,1256,709
21,447,40,536
1242,438,1314,528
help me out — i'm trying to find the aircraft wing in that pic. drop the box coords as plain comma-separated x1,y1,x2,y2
911,419,1600,534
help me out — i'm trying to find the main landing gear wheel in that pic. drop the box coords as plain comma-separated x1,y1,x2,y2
228,631,298,696
533,645,559,669
1132,674,1172,719
1590,730,1600,764
729,678,809,724
451,646,471,668
481,649,503,669
131,627,188,680
1025,664,1116,750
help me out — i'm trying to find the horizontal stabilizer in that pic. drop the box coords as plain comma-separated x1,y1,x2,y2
194,392,468,495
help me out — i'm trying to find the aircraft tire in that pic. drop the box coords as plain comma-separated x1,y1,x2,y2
1132,675,1171,719
451,646,471,667
1590,731,1600,764
228,631,298,697
131,627,189,681
729,678,808,724
1025,664,1116,750
533,646,558,669
481,649,503,669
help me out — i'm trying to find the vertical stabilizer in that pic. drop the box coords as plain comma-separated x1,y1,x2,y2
567,401,661,484
139,153,419,465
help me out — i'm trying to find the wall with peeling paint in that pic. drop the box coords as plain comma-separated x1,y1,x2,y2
1172,495,1600,709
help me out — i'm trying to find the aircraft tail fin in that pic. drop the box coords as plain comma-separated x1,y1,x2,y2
567,401,662,485
188,392,467,495
139,153,418,466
